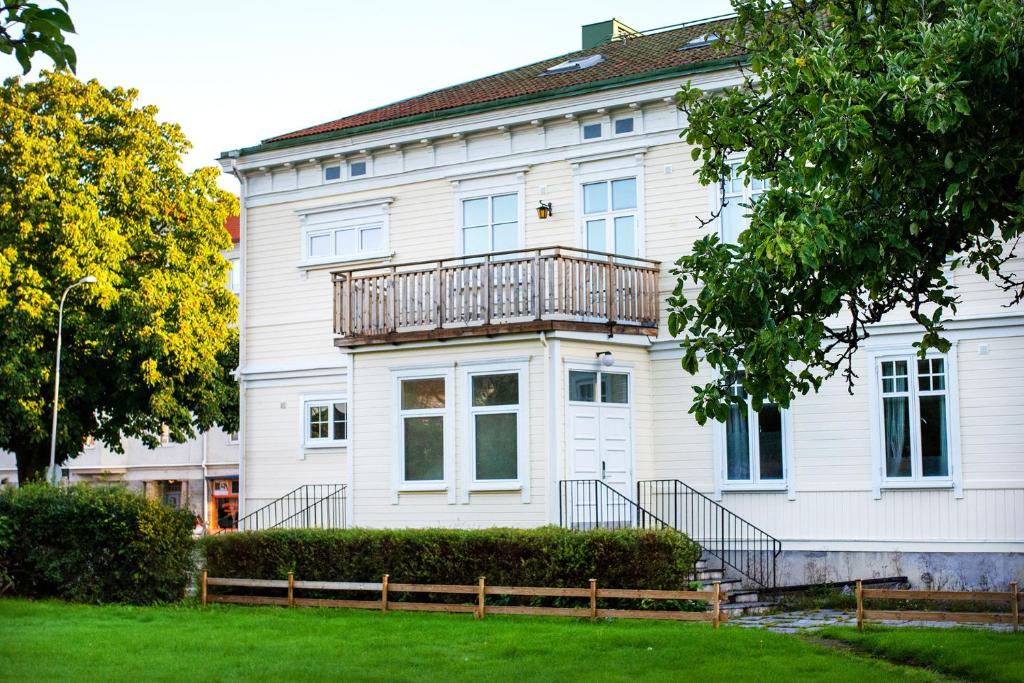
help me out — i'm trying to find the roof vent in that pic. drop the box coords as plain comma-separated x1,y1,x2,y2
543,54,605,75
679,33,719,51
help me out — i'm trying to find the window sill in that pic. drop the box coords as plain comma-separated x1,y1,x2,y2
298,252,393,272
467,482,523,493
720,483,788,493
881,480,954,491
397,483,449,493
302,441,348,450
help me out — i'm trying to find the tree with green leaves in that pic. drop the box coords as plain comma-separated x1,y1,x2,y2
0,1,75,73
669,0,1024,423
0,71,239,482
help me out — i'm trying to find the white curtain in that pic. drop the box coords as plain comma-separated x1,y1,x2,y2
884,397,907,476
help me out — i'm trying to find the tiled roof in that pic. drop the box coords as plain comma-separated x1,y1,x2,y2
262,18,739,145
224,215,240,243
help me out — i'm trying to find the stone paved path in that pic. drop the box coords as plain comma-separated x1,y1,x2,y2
729,608,1013,633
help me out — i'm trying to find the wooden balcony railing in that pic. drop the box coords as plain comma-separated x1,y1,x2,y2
332,246,660,346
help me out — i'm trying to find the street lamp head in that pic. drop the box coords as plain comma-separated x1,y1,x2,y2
78,276,98,284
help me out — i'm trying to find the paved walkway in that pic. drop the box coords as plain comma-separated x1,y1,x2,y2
729,608,1013,633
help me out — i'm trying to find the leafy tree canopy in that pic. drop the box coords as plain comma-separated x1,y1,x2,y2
0,71,239,481
0,1,75,73
669,0,1024,424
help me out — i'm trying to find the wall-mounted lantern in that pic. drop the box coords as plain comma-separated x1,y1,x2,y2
536,201,553,220
596,351,615,367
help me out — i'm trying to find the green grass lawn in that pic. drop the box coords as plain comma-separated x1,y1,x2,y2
820,625,1024,683
0,598,1008,682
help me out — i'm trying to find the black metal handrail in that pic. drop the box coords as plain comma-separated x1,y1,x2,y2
558,479,669,531
234,484,347,532
636,479,781,588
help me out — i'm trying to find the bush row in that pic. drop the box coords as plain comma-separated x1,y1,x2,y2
0,483,195,604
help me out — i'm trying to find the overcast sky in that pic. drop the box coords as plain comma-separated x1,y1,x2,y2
3,1,735,194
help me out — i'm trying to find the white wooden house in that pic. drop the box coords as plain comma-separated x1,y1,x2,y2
218,17,1023,589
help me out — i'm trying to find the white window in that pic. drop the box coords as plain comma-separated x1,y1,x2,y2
304,399,347,446
582,122,603,140
324,165,342,182
306,222,385,263
227,257,241,294
582,177,638,256
722,372,788,486
461,193,519,255
877,355,953,483
720,159,769,244
396,374,450,492
469,373,522,480
349,159,368,177
226,431,239,445
613,116,635,135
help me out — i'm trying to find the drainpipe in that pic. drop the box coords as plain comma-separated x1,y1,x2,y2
201,430,208,525
227,159,248,518
543,332,562,524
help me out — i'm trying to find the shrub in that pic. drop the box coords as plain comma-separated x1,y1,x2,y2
200,526,702,600
0,483,195,604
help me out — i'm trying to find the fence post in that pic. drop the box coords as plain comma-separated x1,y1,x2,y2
201,570,208,608
1011,581,1019,634
382,574,389,613
712,581,720,629
589,578,598,621
856,579,864,632
477,577,486,620
287,572,295,607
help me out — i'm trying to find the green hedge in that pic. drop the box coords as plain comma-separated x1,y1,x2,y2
200,526,701,595
0,483,195,604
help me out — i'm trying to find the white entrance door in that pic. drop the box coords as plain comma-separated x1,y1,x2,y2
567,369,633,512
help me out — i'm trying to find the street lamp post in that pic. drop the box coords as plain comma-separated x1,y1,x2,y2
47,276,97,485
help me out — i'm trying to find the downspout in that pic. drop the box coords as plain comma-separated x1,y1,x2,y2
542,332,562,525
228,159,248,518
201,430,208,524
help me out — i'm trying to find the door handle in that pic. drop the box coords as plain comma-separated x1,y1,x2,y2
601,460,606,480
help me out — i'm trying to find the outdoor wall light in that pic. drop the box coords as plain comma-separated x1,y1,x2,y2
596,351,615,367
536,201,553,219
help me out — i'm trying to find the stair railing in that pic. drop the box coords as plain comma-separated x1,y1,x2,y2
636,479,781,588
233,484,347,532
558,479,668,531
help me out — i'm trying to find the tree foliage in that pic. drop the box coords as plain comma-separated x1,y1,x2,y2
669,0,1024,423
0,1,75,73
0,71,239,481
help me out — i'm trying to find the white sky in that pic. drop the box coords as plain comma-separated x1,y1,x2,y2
3,1,735,194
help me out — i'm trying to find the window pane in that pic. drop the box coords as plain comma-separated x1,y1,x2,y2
335,229,357,256
614,118,634,134
586,219,606,252
726,403,750,480
611,178,637,210
462,225,488,254
472,374,518,406
720,200,744,244
583,182,607,214
360,226,383,252
349,161,367,177
309,234,331,258
883,396,912,477
492,222,518,251
918,358,945,391
757,404,784,480
569,371,596,402
404,416,444,481
308,405,328,440
401,378,445,410
582,123,602,139
613,216,635,256
600,373,628,404
463,198,488,227
332,403,347,441
492,194,517,223
475,413,518,480
920,395,949,476
324,165,341,181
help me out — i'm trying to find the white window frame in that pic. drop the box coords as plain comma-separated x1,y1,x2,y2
580,118,607,141
710,372,794,499
302,396,348,449
868,346,962,498
713,153,769,245
572,152,646,258
611,113,639,137
391,366,455,503
458,192,522,256
580,176,640,256
227,257,241,294
296,198,392,268
459,361,530,502
323,164,343,183
450,172,526,257
348,157,371,179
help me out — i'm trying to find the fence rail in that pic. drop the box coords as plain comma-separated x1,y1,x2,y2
233,484,347,532
636,479,781,589
201,572,727,626
856,580,1021,631
332,245,660,342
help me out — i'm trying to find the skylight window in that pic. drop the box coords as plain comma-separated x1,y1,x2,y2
679,33,719,51
543,54,605,75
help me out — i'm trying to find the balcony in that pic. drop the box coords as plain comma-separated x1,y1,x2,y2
332,246,660,347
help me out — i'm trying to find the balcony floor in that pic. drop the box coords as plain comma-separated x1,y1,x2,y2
334,319,658,347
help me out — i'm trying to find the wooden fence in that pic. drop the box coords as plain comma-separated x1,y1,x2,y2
856,579,1020,631
201,572,727,627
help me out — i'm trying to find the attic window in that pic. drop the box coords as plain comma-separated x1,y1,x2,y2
543,54,605,75
679,33,719,51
